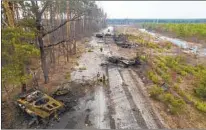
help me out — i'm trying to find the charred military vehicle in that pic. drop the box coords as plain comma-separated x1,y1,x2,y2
96,33,104,38
16,89,65,120
106,56,141,68
113,34,132,48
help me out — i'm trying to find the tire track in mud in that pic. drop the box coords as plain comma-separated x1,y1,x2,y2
118,69,148,129
107,67,140,129
129,69,166,128
105,66,116,129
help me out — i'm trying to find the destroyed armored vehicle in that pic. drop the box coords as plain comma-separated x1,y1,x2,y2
96,33,104,38
105,32,112,37
107,56,140,67
113,34,132,48
113,34,127,43
16,89,64,119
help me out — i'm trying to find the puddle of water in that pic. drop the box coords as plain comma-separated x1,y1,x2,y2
139,29,206,56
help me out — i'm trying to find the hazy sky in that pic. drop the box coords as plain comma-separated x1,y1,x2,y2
96,1,206,19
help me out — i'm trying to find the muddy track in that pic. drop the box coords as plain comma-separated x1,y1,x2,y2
105,65,116,129
44,27,166,129
119,69,148,129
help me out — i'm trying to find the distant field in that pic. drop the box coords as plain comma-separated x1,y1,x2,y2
143,23,206,44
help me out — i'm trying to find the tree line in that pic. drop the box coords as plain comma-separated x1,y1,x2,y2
2,0,107,94
143,23,206,44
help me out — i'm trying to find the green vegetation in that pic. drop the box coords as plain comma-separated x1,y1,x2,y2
79,67,87,70
149,85,186,114
128,34,159,49
2,27,39,89
88,49,93,52
195,101,206,113
146,55,206,113
65,72,71,80
149,85,164,99
130,29,206,114
147,71,160,84
128,34,173,54
161,93,186,114
143,23,206,43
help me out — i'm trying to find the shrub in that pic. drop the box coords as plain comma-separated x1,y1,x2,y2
157,48,164,53
165,42,172,49
195,101,206,113
88,49,93,52
169,98,186,114
147,71,159,84
79,67,87,70
175,67,187,76
161,93,186,114
181,65,195,74
139,55,147,62
162,73,172,84
195,84,206,99
177,76,182,83
65,72,71,80
149,85,164,99
157,61,168,72
147,42,158,49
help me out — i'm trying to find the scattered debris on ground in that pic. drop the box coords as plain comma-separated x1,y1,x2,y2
101,56,141,68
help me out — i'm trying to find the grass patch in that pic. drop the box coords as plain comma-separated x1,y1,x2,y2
149,85,164,100
88,49,93,52
195,101,206,113
149,85,186,114
65,72,71,80
161,93,186,114
147,70,160,84
79,67,87,70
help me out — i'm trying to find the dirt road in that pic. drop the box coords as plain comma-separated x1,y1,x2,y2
46,27,166,129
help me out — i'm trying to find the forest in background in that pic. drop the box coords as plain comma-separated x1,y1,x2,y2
143,23,206,45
